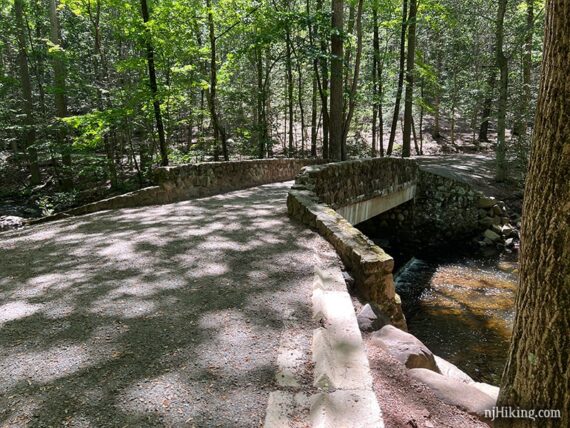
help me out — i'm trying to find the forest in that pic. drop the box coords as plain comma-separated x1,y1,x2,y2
0,0,543,215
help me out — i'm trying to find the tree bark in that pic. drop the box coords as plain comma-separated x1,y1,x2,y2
387,0,408,155
15,0,41,185
206,0,228,161
140,0,169,166
329,0,343,161
48,0,72,189
495,0,508,181
315,0,329,158
479,67,497,142
341,0,364,159
496,2,569,425
402,0,417,158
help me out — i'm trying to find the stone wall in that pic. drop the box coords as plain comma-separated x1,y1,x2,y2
288,158,414,330
294,158,418,209
154,158,323,200
31,158,321,223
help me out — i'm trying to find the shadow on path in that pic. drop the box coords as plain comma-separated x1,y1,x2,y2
0,181,321,427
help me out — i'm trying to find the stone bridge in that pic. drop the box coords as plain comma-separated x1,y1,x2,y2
288,158,485,329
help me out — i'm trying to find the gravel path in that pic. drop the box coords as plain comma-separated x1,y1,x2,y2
0,182,324,427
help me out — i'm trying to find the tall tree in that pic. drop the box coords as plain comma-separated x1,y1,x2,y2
387,0,408,156
402,0,417,158
48,0,73,188
140,0,168,166
497,1,569,425
495,0,508,181
206,0,228,161
341,0,364,157
329,0,343,161
15,0,41,185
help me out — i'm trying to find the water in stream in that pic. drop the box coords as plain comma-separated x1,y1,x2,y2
394,252,518,385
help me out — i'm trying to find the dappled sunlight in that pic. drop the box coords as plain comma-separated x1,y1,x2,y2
0,181,320,425
0,301,42,324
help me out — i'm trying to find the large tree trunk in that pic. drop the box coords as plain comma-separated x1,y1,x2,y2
140,0,169,166
15,0,41,185
402,0,417,158
329,0,343,161
495,0,508,181
496,2,570,426
48,0,72,189
387,0,408,155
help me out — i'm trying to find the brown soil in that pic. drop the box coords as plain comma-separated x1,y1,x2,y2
364,337,489,428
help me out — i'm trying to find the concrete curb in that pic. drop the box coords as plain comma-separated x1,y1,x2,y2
264,262,384,427
309,267,383,428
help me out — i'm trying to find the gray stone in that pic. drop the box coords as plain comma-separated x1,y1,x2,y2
491,224,503,235
479,217,494,228
483,229,501,242
356,303,390,332
0,216,25,232
370,325,439,372
408,368,497,418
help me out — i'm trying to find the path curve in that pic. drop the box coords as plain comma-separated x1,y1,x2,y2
0,182,330,427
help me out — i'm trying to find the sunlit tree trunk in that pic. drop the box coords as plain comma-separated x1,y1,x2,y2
402,0,417,158
140,0,169,166
329,0,343,161
495,0,508,181
497,2,569,425
387,0,408,155
341,0,364,158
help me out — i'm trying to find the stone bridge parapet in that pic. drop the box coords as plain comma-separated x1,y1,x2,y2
288,158,418,330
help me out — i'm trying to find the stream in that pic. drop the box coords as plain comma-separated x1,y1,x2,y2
394,251,518,385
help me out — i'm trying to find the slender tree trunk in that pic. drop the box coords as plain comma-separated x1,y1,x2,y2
15,0,41,185
88,0,118,189
311,71,318,157
341,0,364,158
316,0,329,158
292,42,306,157
286,29,294,157
48,0,72,189
387,0,408,155
479,67,497,142
402,0,417,157
140,0,168,166
371,6,380,157
329,0,343,161
206,0,228,161
496,2,569,425
495,0,508,181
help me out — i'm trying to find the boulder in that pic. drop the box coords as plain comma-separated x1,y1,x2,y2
370,325,439,372
483,229,501,242
356,303,390,332
408,368,497,418
434,355,474,384
472,382,500,401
